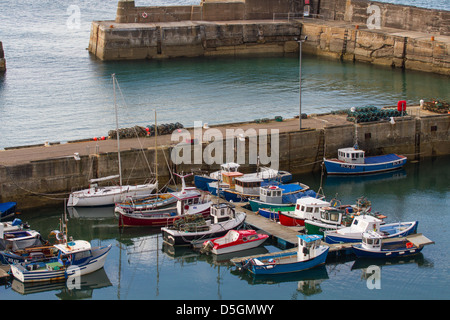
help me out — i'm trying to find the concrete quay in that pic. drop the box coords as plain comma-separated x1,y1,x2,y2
88,0,450,75
0,106,448,211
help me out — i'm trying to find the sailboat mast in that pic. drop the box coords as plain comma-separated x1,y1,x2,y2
113,74,123,186
155,109,158,184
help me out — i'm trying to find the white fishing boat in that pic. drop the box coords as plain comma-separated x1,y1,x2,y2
10,240,111,283
161,202,246,246
10,213,111,283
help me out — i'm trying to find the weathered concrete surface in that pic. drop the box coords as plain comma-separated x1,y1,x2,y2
301,19,450,75
88,0,450,74
88,20,302,60
0,107,448,211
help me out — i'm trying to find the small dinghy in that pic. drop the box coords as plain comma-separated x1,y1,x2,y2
201,230,269,255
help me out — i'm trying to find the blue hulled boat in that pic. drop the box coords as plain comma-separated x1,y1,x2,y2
233,235,329,275
324,147,407,175
351,231,433,258
0,202,17,220
324,215,418,244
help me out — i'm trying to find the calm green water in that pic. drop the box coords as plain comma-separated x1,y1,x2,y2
1,155,449,300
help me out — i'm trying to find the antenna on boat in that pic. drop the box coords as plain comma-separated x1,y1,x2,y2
174,172,193,192
112,73,123,186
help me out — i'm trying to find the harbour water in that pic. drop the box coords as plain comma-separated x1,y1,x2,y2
1,155,449,300
0,0,449,302
0,0,449,149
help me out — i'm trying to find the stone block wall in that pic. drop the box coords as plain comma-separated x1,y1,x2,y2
319,0,450,36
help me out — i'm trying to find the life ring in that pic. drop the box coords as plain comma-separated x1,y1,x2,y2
269,186,277,189
406,242,413,249
142,12,148,19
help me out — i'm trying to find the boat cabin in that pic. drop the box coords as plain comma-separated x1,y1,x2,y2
234,176,263,196
294,197,331,220
221,172,244,189
210,202,236,224
360,231,383,251
297,235,323,261
258,185,283,204
337,147,365,164
54,240,93,266
347,215,382,233
319,207,345,226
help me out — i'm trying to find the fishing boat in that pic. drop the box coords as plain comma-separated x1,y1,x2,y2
222,176,264,202
10,240,111,283
67,74,157,207
324,146,407,175
324,215,418,244
0,201,17,220
248,183,313,213
304,197,383,235
0,223,44,252
233,235,329,275
277,196,330,227
117,174,212,227
201,229,269,255
161,202,246,246
194,162,292,191
9,213,111,283
351,231,432,258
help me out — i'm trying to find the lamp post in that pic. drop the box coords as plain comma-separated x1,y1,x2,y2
298,36,307,130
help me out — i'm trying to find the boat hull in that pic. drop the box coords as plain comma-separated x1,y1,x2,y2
248,247,329,275
304,220,340,236
212,237,268,255
10,245,111,283
118,208,211,227
162,212,247,246
352,243,423,258
194,175,216,191
249,199,293,213
68,184,156,207
0,202,17,220
278,211,305,227
324,154,407,175
324,221,418,244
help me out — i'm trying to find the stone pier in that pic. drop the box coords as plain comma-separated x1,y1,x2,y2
88,0,450,75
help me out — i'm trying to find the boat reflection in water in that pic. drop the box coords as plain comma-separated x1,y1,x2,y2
231,265,329,297
10,268,112,299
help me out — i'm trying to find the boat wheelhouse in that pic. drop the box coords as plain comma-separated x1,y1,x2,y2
161,202,246,246
233,234,329,275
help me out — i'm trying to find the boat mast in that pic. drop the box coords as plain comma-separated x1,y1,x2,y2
155,109,158,187
113,74,123,186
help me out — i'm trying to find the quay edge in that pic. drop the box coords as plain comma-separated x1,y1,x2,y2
0,110,449,211
88,0,450,75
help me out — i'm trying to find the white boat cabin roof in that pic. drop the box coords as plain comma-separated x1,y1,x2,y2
171,188,201,201
54,240,91,255
296,196,330,206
